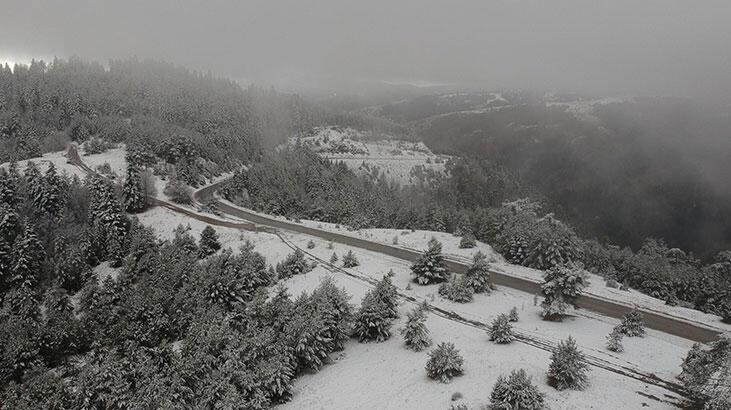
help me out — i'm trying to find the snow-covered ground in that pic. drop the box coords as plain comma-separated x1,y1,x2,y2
0,145,127,181
290,126,448,185
134,204,696,409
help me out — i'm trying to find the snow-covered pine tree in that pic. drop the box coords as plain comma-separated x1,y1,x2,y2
490,369,545,410
0,166,19,207
606,326,624,352
438,274,474,303
540,263,588,321
620,308,646,337
373,274,399,318
547,336,590,390
509,306,519,322
172,224,198,256
464,251,491,293
508,233,530,265
11,224,46,289
401,302,431,351
0,204,20,244
310,277,353,352
276,248,313,278
352,290,393,342
459,232,476,249
24,161,44,211
425,342,464,383
39,162,65,218
489,314,514,344
198,225,221,258
342,250,359,268
411,237,449,285
123,158,146,212
0,236,10,289
329,252,338,264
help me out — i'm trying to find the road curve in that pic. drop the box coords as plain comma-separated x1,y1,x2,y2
196,180,724,343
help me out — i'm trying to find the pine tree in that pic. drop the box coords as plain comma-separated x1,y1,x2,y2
123,159,146,213
276,248,313,278
547,336,590,390
25,161,44,211
438,274,474,303
372,274,399,318
489,314,514,344
411,237,449,285
401,302,431,351
540,263,588,321
11,224,46,289
40,162,65,218
198,225,221,258
509,306,519,322
464,251,491,293
0,204,20,244
459,233,476,249
329,252,338,264
619,309,645,337
606,326,624,352
0,236,11,292
342,250,359,268
310,277,353,352
352,290,393,342
490,369,545,410
172,224,198,256
425,342,464,383
0,166,19,207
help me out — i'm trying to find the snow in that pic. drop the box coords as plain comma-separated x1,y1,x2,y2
0,145,127,181
289,126,448,185
275,235,691,410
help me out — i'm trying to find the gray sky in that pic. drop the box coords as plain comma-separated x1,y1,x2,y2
1,0,730,99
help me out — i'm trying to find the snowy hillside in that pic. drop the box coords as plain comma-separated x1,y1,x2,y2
290,126,449,185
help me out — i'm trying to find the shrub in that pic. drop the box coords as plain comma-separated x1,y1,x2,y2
276,249,313,279
547,336,590,390
342,250,359,268
540,263,588,321
619,309,645,337
352,290,393,342
508,307,519,322
489,314,514,344
490,369,545,410
306,240,315,249
459,233,476,249
439,275,474,303
464,251,491,294
606,326,624,352
425,342,464,383
84,137,113,155
330,252,338,264
401,302,431,351
411,238,449,285
163,178,192,204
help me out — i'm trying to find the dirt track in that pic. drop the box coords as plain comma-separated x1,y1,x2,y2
194,181,724,344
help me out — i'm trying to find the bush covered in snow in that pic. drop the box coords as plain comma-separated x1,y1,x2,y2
197,225,221,258
411,237,449,285
458,233,476,249
679,334,731,409
606,326,624,352
425,342,464,383
508,307,519,322
547,336,590,390
163,177,192,205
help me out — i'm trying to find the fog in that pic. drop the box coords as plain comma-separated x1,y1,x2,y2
2,0,731,99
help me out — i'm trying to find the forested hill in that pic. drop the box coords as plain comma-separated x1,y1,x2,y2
361,92,731,258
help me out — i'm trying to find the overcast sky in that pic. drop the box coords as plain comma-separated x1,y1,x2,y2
1,0,730,99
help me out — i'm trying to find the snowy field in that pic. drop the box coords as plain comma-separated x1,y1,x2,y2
135,205,697,410
0,145,127,180
290,126,448,185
